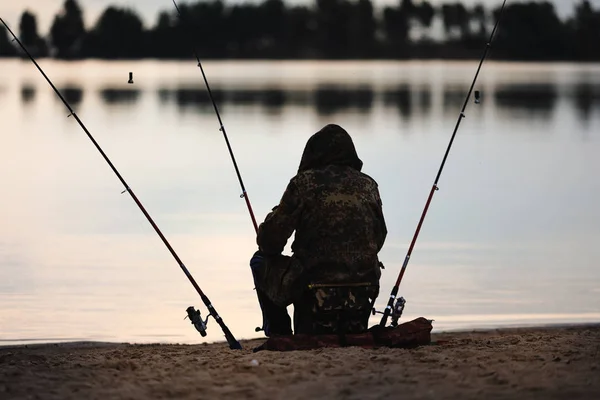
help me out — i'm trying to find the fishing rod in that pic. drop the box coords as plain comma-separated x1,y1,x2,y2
171,0,259,233
171,0,273,334
0,17,242,350
376,0,508,328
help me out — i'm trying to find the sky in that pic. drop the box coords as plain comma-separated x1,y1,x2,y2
1,0,600,34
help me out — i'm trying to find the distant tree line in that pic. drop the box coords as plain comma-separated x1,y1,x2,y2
1,0,600,61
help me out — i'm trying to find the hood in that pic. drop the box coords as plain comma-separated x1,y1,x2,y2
297,124,363,173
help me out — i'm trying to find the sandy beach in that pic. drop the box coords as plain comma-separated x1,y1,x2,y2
1,324,599,400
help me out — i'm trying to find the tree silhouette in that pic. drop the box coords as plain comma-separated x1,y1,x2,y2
147,11,185,58
82,7,146,59
383,0,414,57
494,2,573,61
570,0,600,60
350,0,378,58
414,1,435,29
281,6,315,58
0,26,17,57
457,4,489,52
315,0,353,59
258,0,287,56
50,0,86,59
411,1,435,43
471,4,487,39
227,3,262,57
19,11,48,57
2,0,600,61
441,3,470,40
179,0,227,58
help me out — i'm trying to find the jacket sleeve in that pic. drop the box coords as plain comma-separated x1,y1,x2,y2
374,187,387,252
257,178,303,255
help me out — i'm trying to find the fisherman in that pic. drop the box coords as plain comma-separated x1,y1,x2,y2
250,124,387,336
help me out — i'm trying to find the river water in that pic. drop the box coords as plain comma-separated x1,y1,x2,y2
0,59,599,345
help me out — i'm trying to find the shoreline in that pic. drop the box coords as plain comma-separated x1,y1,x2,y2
2,320,599,349
1,322,598,399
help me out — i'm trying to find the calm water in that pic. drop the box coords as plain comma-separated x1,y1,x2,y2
0,60,599,346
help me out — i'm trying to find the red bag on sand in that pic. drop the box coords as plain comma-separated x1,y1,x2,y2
253,317,433,352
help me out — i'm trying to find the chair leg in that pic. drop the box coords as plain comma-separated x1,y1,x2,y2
292,301,313,335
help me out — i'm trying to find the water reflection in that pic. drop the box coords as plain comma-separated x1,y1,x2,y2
383,85,411,116
21,85,35,103
16,82,600,122
443,86,468,114
159,87,307,111
495,84,558,116
418,89,432,114
0,86,7,106
314,86,374,115
158,87,222,111
573,83,600,121
99,88,141,104
3,61,600,345
262,89,287,109
56,86,83,105
158,86,377,115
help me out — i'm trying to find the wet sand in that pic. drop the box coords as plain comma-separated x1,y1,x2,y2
1,324,599,399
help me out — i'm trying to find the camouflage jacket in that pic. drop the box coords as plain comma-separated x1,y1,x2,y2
257,124,387,285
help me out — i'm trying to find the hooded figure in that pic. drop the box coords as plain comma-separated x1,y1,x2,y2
250,124,387,336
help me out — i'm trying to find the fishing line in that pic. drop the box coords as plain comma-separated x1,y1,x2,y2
171,0,274,333
171,0,259,233
0,17,242,350
377,0,509,328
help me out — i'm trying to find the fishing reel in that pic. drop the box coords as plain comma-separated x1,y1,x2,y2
185,306,211,337
389,296,407,327
372,296,407,327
